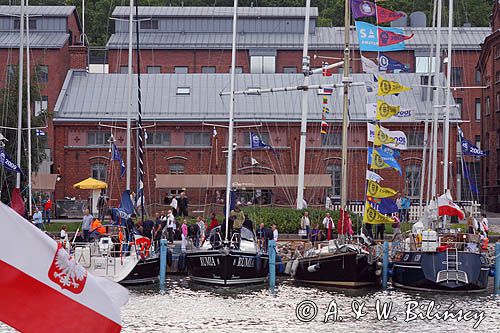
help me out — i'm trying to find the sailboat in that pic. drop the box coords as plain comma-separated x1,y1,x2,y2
73,0,159,285
390,0,491,292
185,0,269,286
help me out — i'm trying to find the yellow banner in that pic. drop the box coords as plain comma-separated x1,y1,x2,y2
370,148,390,171
376,100,400,120
366,180,397,198
374,125,396,146
377,76,411,96
363,201,395,224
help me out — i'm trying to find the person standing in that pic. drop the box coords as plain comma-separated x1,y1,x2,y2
43,197,52,224
33,207,43,229
181,219,188,252
322,212,334,240
209,212,219,231
163,192,171,206
97,191,107,221
170,195,178,217
466,213,475,234
300,211,311,239
60,225,69,250
196,216,206,246
401,193,411,223
82,209,93,242
481,213,489,235
396,193,403,222
178,192,189,217
272,224,278,242
165,210,175,244
230,204,245,230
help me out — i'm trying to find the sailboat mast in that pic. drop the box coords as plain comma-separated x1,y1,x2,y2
16,0,24,189
135,0,145,222
431,0,443,200
296,0,311,210
26,0,32,215
224,0,238,241
443,0,453,192
340,0,350,209
126,0,133,191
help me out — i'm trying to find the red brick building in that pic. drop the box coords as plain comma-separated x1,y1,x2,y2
477,1,500,211
0,6,85,174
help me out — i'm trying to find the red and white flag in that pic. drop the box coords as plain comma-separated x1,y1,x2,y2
0,203,128,332
438,191,465,220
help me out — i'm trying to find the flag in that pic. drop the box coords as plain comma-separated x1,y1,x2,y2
251,157,259,166
363,201,395,224
368,123,407,150
111,143,126,178
378,28,414,47
0,148,22,174
212,126,218,138
366,102,414,122
374,124,397,146
321,121,329,134
111,190,135,225
319,87,333,95
366,170,384,183
378,54,409,72
366,180,397,198
355,21,406,52
361,55,379,74
10,187,25,217
322,63,332,77
462,160,479,195
437,191,465,220
368,197,399,214
0,202,128,333
250,132,274,152
380,145,401,159
458,127,486,156
322,106,330,114
35,129,46,136
323,96,328,104
376,100,400,120
378,76,411,96
351,0,404,23
367,147,402,175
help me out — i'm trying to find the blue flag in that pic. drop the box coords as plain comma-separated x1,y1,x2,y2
355,21,406,52
458,127,486,156
380,145,401,159
378,54,409,72
111,143,126,177
250,132,274,152
462,160,479,195
0,149,22,174
367,147,402,175
367,197,398,215
111,190,135,226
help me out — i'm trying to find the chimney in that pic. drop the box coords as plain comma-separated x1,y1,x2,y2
69,45,88,70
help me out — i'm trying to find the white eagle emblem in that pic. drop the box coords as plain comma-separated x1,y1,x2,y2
48,243,87,294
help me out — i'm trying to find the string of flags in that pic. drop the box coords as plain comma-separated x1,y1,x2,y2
321,64,332,135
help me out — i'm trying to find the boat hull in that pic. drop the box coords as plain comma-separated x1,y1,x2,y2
186,250,269,286
293,252,377,287
392,251,490,292
120,256,160,285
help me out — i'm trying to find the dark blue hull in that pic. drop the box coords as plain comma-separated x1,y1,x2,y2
392,251,490,292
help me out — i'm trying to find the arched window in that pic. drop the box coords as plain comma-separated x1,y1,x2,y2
169,163,185,174
91,163,107,181
405,164,421,197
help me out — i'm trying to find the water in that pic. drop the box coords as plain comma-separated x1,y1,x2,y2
120,277,500,333
1,276,499,332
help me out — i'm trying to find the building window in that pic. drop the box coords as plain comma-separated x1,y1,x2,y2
326,164,341,197
184,132,211,146
235,189,272,205
174,66,188,74
455,97,463,117
36,65,48,83
283,66,297,73
87,131,111,146
7,65,17,81
91,163,107,181
321,132,342,147
169,163,185,174
407,132,425,147
496,46,500,58
420,76,434,101
250,56,275,74
176,87,190,95
120,66,128,74
405,164,421,197
475,69,481,84
486,96,491,115
497,93,500,112
34,96,48,116
140,19,159,30
14,18,36,30
243,132,270,146
451,67,463,86
201,66,216,73
229,66,243,74
475,98,481,120
496,71,500,84
146,132,170,146
475,135,481,149
147,66,161,74
415,56,436,74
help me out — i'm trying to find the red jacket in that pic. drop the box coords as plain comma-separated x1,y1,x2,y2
44,199,52,211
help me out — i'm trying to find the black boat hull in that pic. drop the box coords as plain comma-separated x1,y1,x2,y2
293,252,377,287
120,256,160,285
186,250,269,285
392,251,490,292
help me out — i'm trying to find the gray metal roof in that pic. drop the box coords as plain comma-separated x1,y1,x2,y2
54,70,457,123
0,32,69,48
0,5,76,16
107,26,490,50
112,6,318,18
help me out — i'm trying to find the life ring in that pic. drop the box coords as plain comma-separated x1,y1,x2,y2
135,238,151,259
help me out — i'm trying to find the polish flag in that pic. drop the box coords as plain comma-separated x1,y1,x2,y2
0,203,128,332
438,191,465,220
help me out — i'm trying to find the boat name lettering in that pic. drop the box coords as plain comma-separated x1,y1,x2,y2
200,257,217,267
236,257,254,268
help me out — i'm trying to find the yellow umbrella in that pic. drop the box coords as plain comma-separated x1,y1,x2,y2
73,177,108,190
